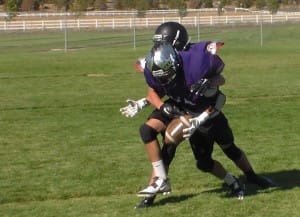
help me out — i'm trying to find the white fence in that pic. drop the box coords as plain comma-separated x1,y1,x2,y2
0,14,300,31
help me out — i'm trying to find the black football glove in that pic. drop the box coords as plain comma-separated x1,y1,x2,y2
159,103,183,119
190,78,211,96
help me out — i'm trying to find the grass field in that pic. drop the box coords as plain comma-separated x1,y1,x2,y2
0,24,299,217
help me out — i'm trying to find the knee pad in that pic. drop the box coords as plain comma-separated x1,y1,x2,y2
221,143,242,161
161,144,177,167
196,158,215,172
139,124,158,144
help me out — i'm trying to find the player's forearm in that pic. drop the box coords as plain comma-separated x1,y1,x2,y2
146,87,164,109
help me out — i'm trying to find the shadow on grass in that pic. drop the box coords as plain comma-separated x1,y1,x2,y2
203,169,300,198
151,169,300,207
153,193,199,207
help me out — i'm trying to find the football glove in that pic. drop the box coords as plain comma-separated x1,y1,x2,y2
160,103,183,119
190,78,211,97
183,107,214,139
120,98,148,118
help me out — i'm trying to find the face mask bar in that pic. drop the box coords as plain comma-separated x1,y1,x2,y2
152,68,176,85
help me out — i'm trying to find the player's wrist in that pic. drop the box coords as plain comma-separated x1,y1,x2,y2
195,111,210,125
137,98,149,109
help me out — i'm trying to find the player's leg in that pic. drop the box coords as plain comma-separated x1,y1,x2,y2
135,142,177,209
189,130,244,199
136,102,181,206
137,117,172,197
213,113,276,188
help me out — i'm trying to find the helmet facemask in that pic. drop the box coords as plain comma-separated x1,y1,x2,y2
148,43,179,86
152,67,177,86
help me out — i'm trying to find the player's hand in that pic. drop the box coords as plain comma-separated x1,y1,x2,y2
120,98,148,118
159,103,183,119
183,107,214,138
190,78,211,96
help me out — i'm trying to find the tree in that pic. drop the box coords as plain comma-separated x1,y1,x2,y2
136,0,149,10
32,0,42,10
21,0,33,11
189,0,202,8
94,0,107,10
72,0,88,11
167,0,187,17
5,0,22,12
167,0,186,9
202,0,213,7
266,0,280,13
55,0,71,11
256,0,266,9
234,0,254,7
114,0,123,9
4,0,22,20
118,0,136,9
149,0,160,9
136,0,149,17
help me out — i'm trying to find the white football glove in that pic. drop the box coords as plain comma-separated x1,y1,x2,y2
182,109,212,139
120,98,148,118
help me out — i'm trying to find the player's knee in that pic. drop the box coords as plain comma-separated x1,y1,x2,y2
221,143,242,161
161,143,177,166
139,124,158,144
196,158,215,172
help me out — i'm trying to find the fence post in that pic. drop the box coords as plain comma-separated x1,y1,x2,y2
133,15,136,50
271,15,273,24
260,11,263,48
197,13,200,41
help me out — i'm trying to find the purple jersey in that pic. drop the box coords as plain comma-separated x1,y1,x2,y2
179,42,225,86
144,41,225,113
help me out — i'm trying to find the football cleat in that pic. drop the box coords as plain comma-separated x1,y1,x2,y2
137,177,171,197
228,177,245,200
135,195,156,209
247,175,277,189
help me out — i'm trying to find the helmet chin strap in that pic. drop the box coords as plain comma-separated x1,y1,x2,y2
172,30,180,47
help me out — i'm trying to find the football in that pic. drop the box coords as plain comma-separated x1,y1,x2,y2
165,115,192,145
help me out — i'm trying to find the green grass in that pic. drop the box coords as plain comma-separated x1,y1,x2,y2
0,24,299,217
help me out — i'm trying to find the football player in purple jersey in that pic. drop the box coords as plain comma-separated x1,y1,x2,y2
136,41,245,198
120,22,276,208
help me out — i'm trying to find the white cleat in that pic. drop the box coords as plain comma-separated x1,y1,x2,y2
137,177,171,197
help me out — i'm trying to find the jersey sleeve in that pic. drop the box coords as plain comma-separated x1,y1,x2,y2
179,41,225,86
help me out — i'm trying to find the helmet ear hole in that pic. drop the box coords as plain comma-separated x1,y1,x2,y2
153,22,188,51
